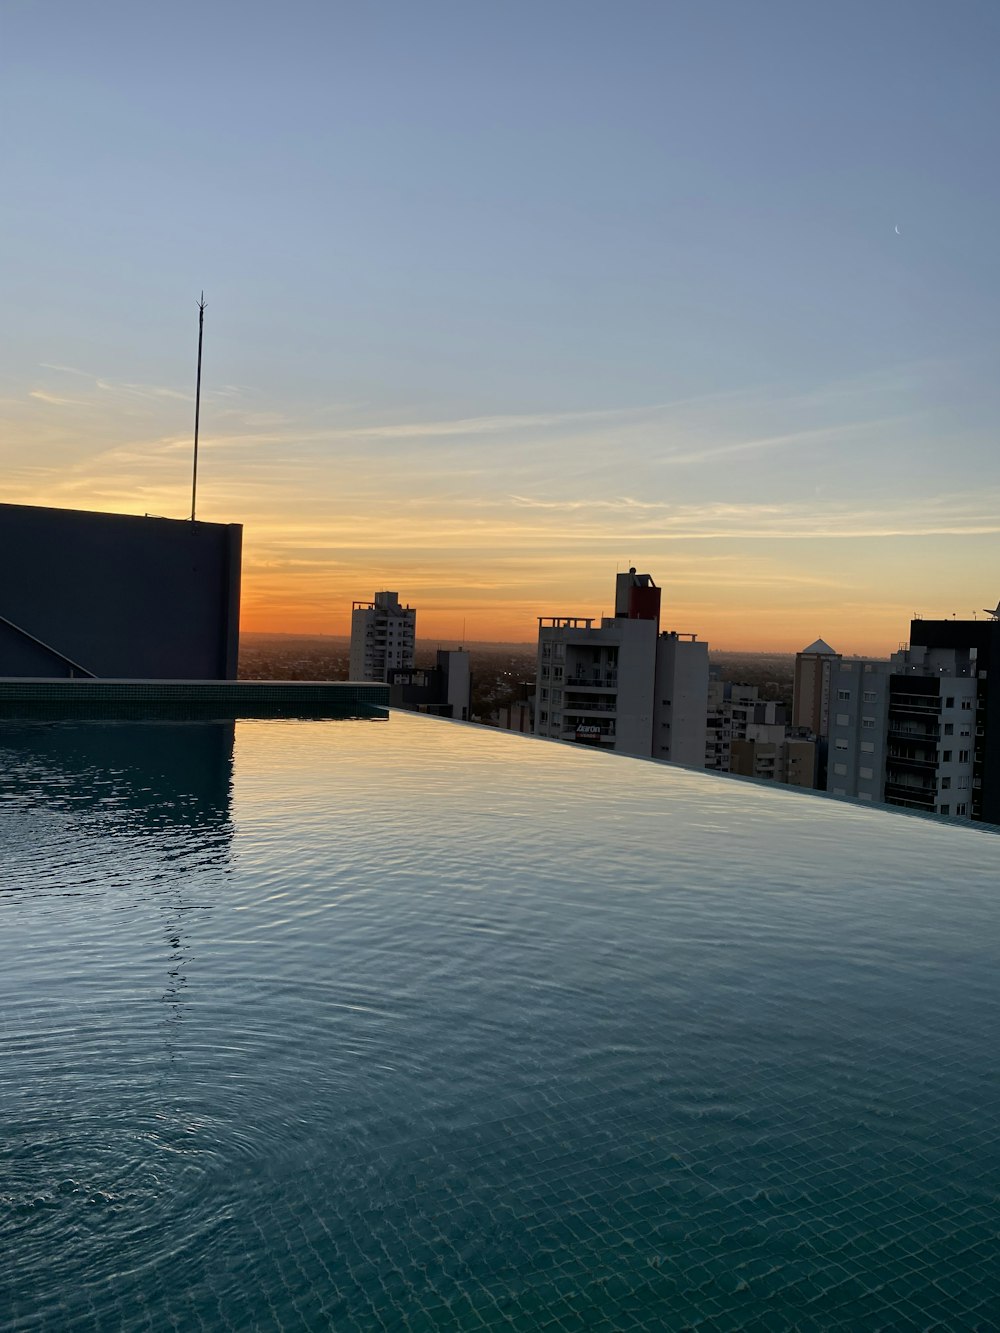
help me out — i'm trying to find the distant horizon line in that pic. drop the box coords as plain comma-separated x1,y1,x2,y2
238,631,817,658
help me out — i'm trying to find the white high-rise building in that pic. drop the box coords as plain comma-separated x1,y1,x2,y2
350,591,416,683
534,570,708,764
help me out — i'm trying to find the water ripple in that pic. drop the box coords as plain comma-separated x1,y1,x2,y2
3,718,1000,1330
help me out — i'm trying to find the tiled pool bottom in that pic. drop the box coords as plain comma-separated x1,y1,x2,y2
2,718,999,1332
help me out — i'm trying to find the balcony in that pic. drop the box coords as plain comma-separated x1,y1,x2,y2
886,750,936,772
564,674,618,688
887,723,939,743
890,695,942,716
885,791,936,812
885,779,936,807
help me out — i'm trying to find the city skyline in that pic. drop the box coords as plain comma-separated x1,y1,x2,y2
4,2,1000,653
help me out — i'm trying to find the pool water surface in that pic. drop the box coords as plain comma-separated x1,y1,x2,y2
2,715,999,1331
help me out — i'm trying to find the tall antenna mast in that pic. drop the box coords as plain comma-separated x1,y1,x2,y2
190,292,206,521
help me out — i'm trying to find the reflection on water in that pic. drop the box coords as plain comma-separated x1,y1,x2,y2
0,720,234,832
2,715,1000,1331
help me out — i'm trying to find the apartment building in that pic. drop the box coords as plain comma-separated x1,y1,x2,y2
826,648,978,819
792,638,839,737
825,659,893,805
535,570,708,764
349,591,416,683
730,732,818,787
910,616,1000,825
705,681,786,772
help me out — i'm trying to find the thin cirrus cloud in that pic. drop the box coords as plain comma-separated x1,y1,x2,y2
29,390,95,408
506,493,1000,541
652,416,912,466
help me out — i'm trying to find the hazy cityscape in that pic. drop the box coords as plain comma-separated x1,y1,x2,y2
240,632,794,719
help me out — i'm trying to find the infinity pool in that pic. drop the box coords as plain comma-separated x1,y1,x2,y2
2,715,999,1331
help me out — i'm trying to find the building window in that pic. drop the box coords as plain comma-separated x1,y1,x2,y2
858,792,872,801
957,803,968,816
838,689,851,701
945,697,955,708
862,717,876,729
835,739,848,751
959,749,970,763
941,776,951,790
863,691,877,703
961,699,973,710
833,763,847,776
958,776,969,789
944,723,954,736
832,786,846,795
539,710,548,725
942,750,952,762
836,712,849,726
860,766,873,780
861,741,874,753
939,805,950,816
541,688,549,701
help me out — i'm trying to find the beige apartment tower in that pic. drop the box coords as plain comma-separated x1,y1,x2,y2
793,638,839,738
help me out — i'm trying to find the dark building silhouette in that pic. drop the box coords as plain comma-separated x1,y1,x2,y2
910,617,1000,825
388,649,471,719
0,503,241,679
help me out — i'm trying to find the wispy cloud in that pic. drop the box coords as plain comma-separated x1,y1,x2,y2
95,379,191,403
38,362,94,378
654,417,910,466
29,389,94,407
507,492,1000,541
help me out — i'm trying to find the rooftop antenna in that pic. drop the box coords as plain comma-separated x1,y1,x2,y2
190,292,206,521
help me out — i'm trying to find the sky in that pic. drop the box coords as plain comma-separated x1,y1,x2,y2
3,0,1000,653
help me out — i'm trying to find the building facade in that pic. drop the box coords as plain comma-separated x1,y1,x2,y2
349,591,416,683
534,570,708,763
792,638,839,737
825,659,892,806
0,502,241,680
825,644,979,820
388,649,471,721
705,682,788,773
730,733,817,787
910,617,1000,825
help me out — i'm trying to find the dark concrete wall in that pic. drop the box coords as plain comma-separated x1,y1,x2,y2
0,503,241,679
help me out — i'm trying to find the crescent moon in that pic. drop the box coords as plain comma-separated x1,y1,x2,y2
894,225,901,235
